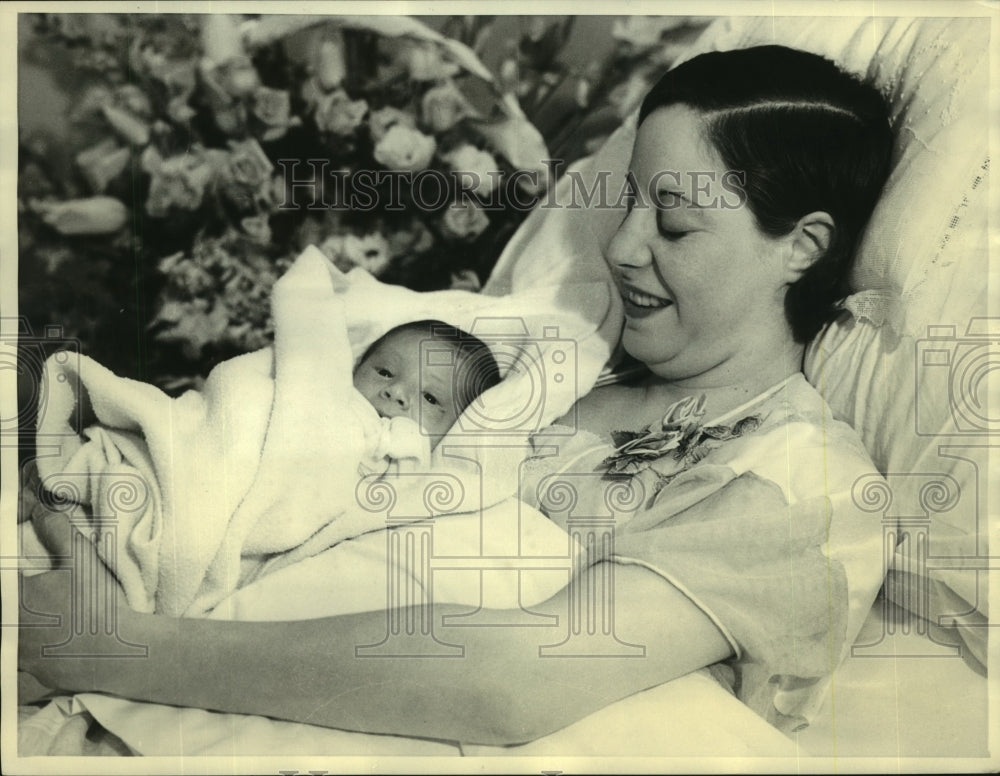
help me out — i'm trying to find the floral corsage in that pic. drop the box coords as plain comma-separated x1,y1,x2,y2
601,394,766,506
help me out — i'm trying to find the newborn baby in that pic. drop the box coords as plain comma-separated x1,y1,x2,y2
352,319,502,459
29,316,502,616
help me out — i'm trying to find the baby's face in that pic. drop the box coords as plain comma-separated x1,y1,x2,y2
353,329,463,448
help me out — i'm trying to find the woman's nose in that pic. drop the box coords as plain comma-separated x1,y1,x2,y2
605,208,653,269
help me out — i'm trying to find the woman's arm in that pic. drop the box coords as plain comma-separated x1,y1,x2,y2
19,541,731,746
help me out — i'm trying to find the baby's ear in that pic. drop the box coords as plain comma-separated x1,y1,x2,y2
785,211,834,280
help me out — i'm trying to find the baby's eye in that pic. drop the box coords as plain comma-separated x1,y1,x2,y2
376,367,392,378
422,392,440,406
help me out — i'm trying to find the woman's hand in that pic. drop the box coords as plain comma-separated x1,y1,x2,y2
18,525,139,694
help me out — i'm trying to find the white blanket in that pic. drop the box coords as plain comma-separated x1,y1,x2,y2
34,247,616,617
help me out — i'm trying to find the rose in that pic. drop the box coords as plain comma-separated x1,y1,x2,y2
222,139,274,209
199,59,254,135
157,60,198,123
114,84,152,118
401,41,460,81
252,86,300,141
442,144,501,197
167,95,197,124
387,219,434,258
142,146,223,216
373,125,436,173
214,58,261,98
131,41,169,81
368,106,416,143
240,213,273,246
314,89,368,136
157,251,215,297
31,197,128,235
440,200,489,241
75,138,131,193
421,80,477,133
320,232,392,277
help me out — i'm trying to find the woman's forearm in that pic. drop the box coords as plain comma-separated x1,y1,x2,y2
108,604,529,744
21,562,731,745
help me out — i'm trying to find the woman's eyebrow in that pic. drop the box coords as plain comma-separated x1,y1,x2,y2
656,189,708,216
657,188,704,208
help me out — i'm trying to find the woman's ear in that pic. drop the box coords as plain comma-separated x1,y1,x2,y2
785,211,835,280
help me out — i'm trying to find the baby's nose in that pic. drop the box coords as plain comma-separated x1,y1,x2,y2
382,383,409,409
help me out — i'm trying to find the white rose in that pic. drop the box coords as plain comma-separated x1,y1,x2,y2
321,232,392,276
314,90,368,135
369,106,416,143
421,80,477,133
441,200,489,241
373,125,436,173
402,42,460,82
443,144,500,198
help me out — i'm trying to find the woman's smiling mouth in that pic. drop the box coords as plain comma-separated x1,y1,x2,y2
622,284,673,317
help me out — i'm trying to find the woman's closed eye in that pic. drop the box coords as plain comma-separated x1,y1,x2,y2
657,213,694,241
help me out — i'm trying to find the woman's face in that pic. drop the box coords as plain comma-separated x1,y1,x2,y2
606,105,792,384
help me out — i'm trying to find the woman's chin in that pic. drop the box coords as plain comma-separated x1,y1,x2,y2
621,326,678,370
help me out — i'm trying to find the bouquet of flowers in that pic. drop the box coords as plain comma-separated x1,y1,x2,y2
19,13,711,389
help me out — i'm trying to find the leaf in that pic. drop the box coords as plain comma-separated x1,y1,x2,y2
610,429,648,448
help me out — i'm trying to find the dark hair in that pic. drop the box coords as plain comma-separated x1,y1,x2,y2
357,319,502,413
638,45,893,342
